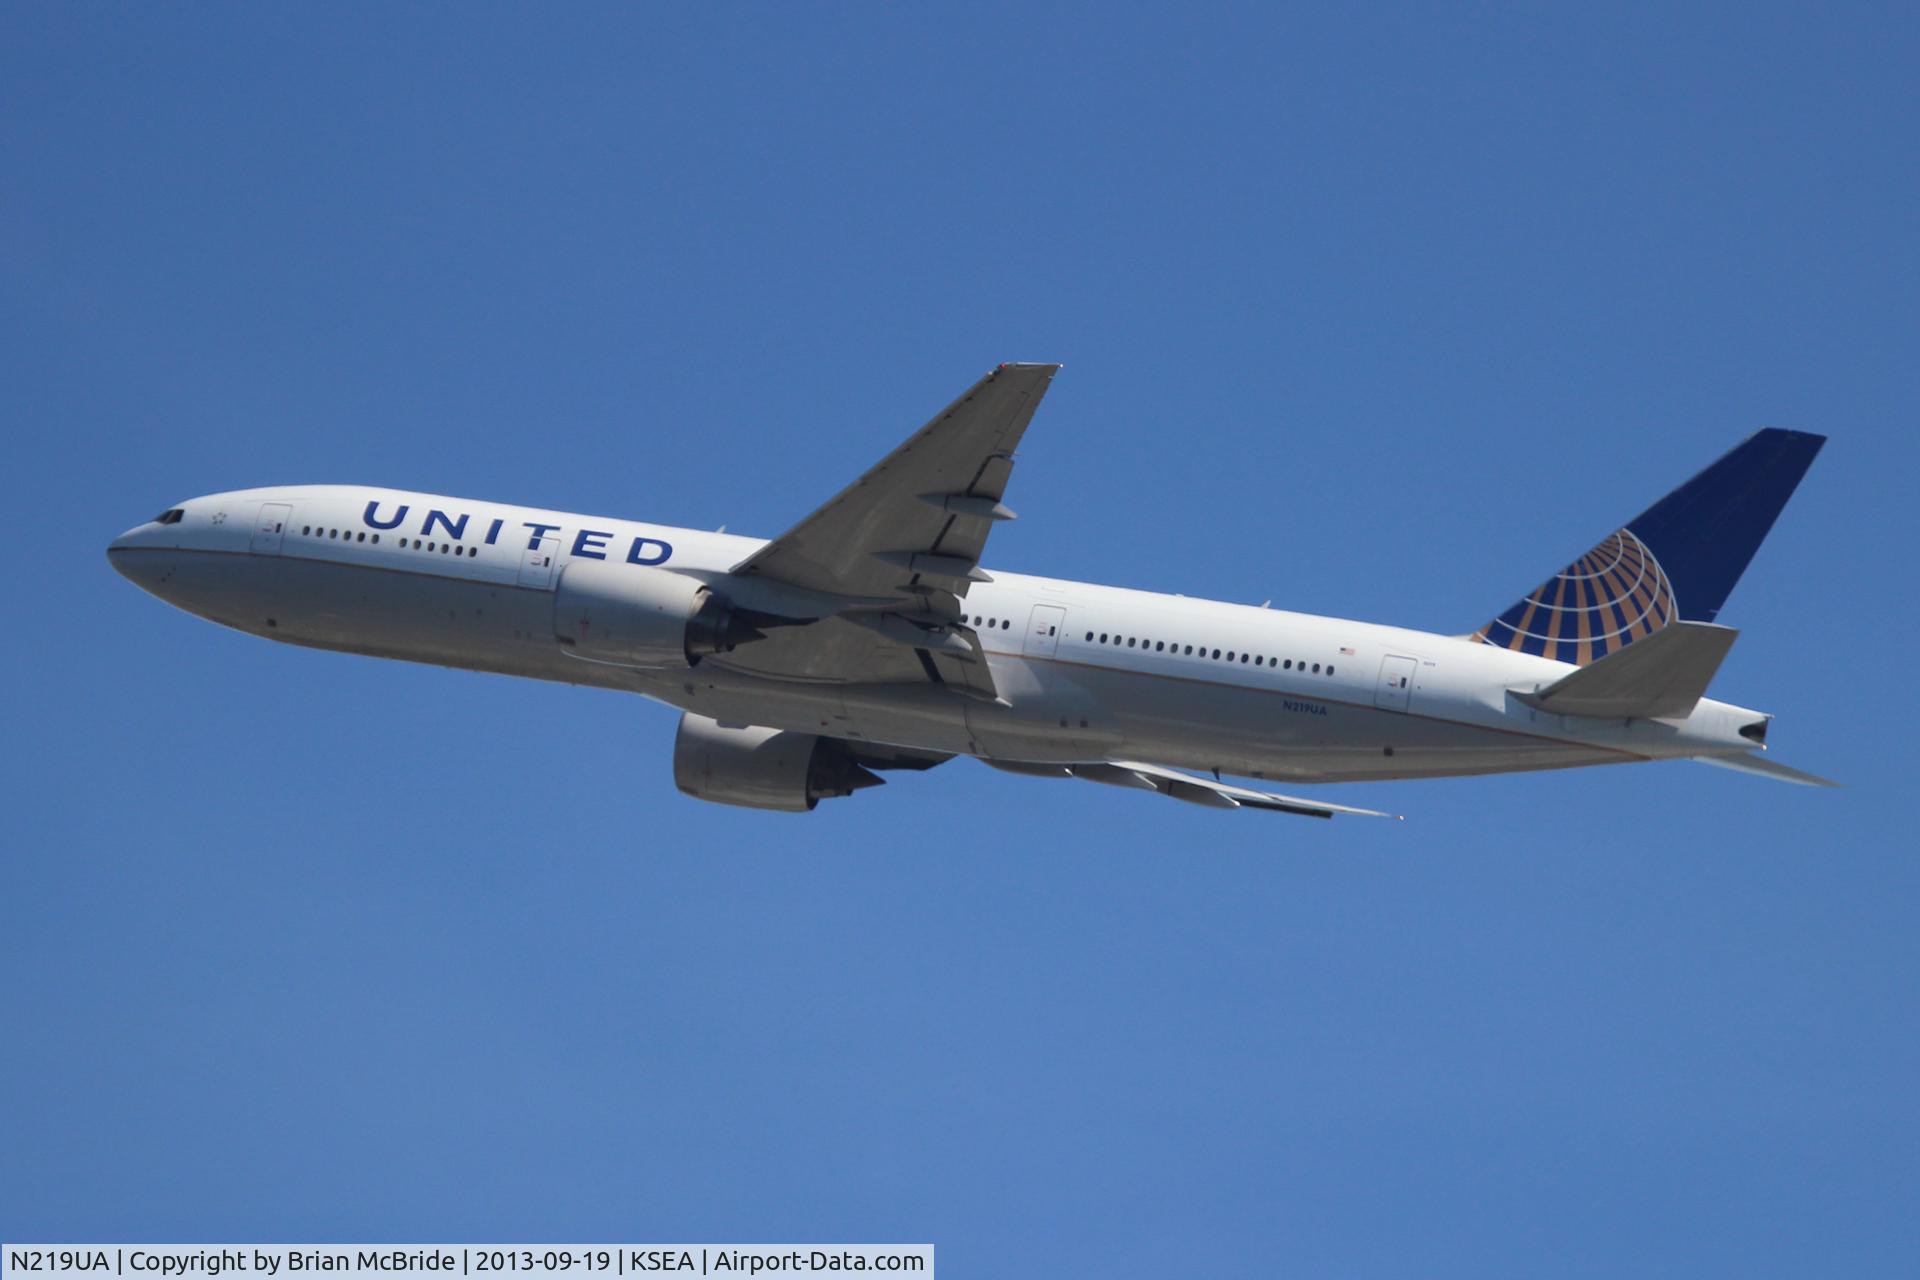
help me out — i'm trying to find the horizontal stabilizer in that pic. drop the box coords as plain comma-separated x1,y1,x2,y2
1694,754,1840,787
1518,621,1737,719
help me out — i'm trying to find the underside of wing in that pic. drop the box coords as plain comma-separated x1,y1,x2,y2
988,758,1401,819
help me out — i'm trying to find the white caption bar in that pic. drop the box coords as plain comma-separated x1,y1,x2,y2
3,1248,932,1280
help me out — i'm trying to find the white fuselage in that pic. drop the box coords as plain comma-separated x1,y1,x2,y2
108,485,1767,785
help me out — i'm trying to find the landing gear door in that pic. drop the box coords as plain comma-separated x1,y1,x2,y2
251,503,292,555
518,537,559,589
1374,654,1417,713
1023,604,1067,658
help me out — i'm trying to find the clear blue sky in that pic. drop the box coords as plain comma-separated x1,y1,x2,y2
5,4,1916,1274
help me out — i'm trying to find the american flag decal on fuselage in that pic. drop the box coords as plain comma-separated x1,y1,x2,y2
1473,527,1676,667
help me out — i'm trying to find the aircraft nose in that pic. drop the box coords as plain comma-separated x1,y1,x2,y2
107,516,183,594
107,526,152,585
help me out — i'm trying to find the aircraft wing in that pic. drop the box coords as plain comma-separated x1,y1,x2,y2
731,363,1061,620
1693,753,1840,787
992,758,1400,819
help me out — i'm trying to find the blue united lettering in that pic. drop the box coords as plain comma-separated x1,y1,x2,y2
423,509,469,540
360,498,673,566
627,536,671,565
363,500,409,529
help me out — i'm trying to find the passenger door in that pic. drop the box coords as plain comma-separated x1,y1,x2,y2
517,536,559,589
1023,604,1066,658
251,503,292,555
1374,655,1417,713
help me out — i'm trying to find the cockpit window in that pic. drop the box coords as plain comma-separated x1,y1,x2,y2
154,508,185,525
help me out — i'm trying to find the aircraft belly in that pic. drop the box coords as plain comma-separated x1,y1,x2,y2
284,561,575,678
660,670,979,756
663,651,1127,762
962,653,1122,761
170,554,1641,784
157,552,603,687
1042,659,1627,783
668,653,1630,781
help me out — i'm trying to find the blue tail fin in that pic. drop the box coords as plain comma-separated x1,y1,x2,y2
1474,428,1825,666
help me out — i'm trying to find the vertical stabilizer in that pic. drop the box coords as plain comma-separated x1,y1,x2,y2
1474,429,1823,666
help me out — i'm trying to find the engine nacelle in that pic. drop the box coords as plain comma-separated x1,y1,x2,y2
672,713,883,812
554,561,768,668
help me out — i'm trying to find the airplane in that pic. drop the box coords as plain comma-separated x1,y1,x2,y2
107,364,1833,819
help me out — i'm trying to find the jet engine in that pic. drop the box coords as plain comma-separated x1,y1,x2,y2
672,713,885,812
553,561,795,668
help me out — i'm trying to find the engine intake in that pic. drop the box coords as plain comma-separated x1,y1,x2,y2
553,561,788,668
672,713,884,812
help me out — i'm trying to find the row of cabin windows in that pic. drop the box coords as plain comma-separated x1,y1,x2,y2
406,538,478,557
970,615,1014,630
1081,630,1334,677
301,525,478,557
305,525,377,544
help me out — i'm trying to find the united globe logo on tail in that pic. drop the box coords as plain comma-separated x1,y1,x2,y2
1470,428,1825,669
1474,527,1676,666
